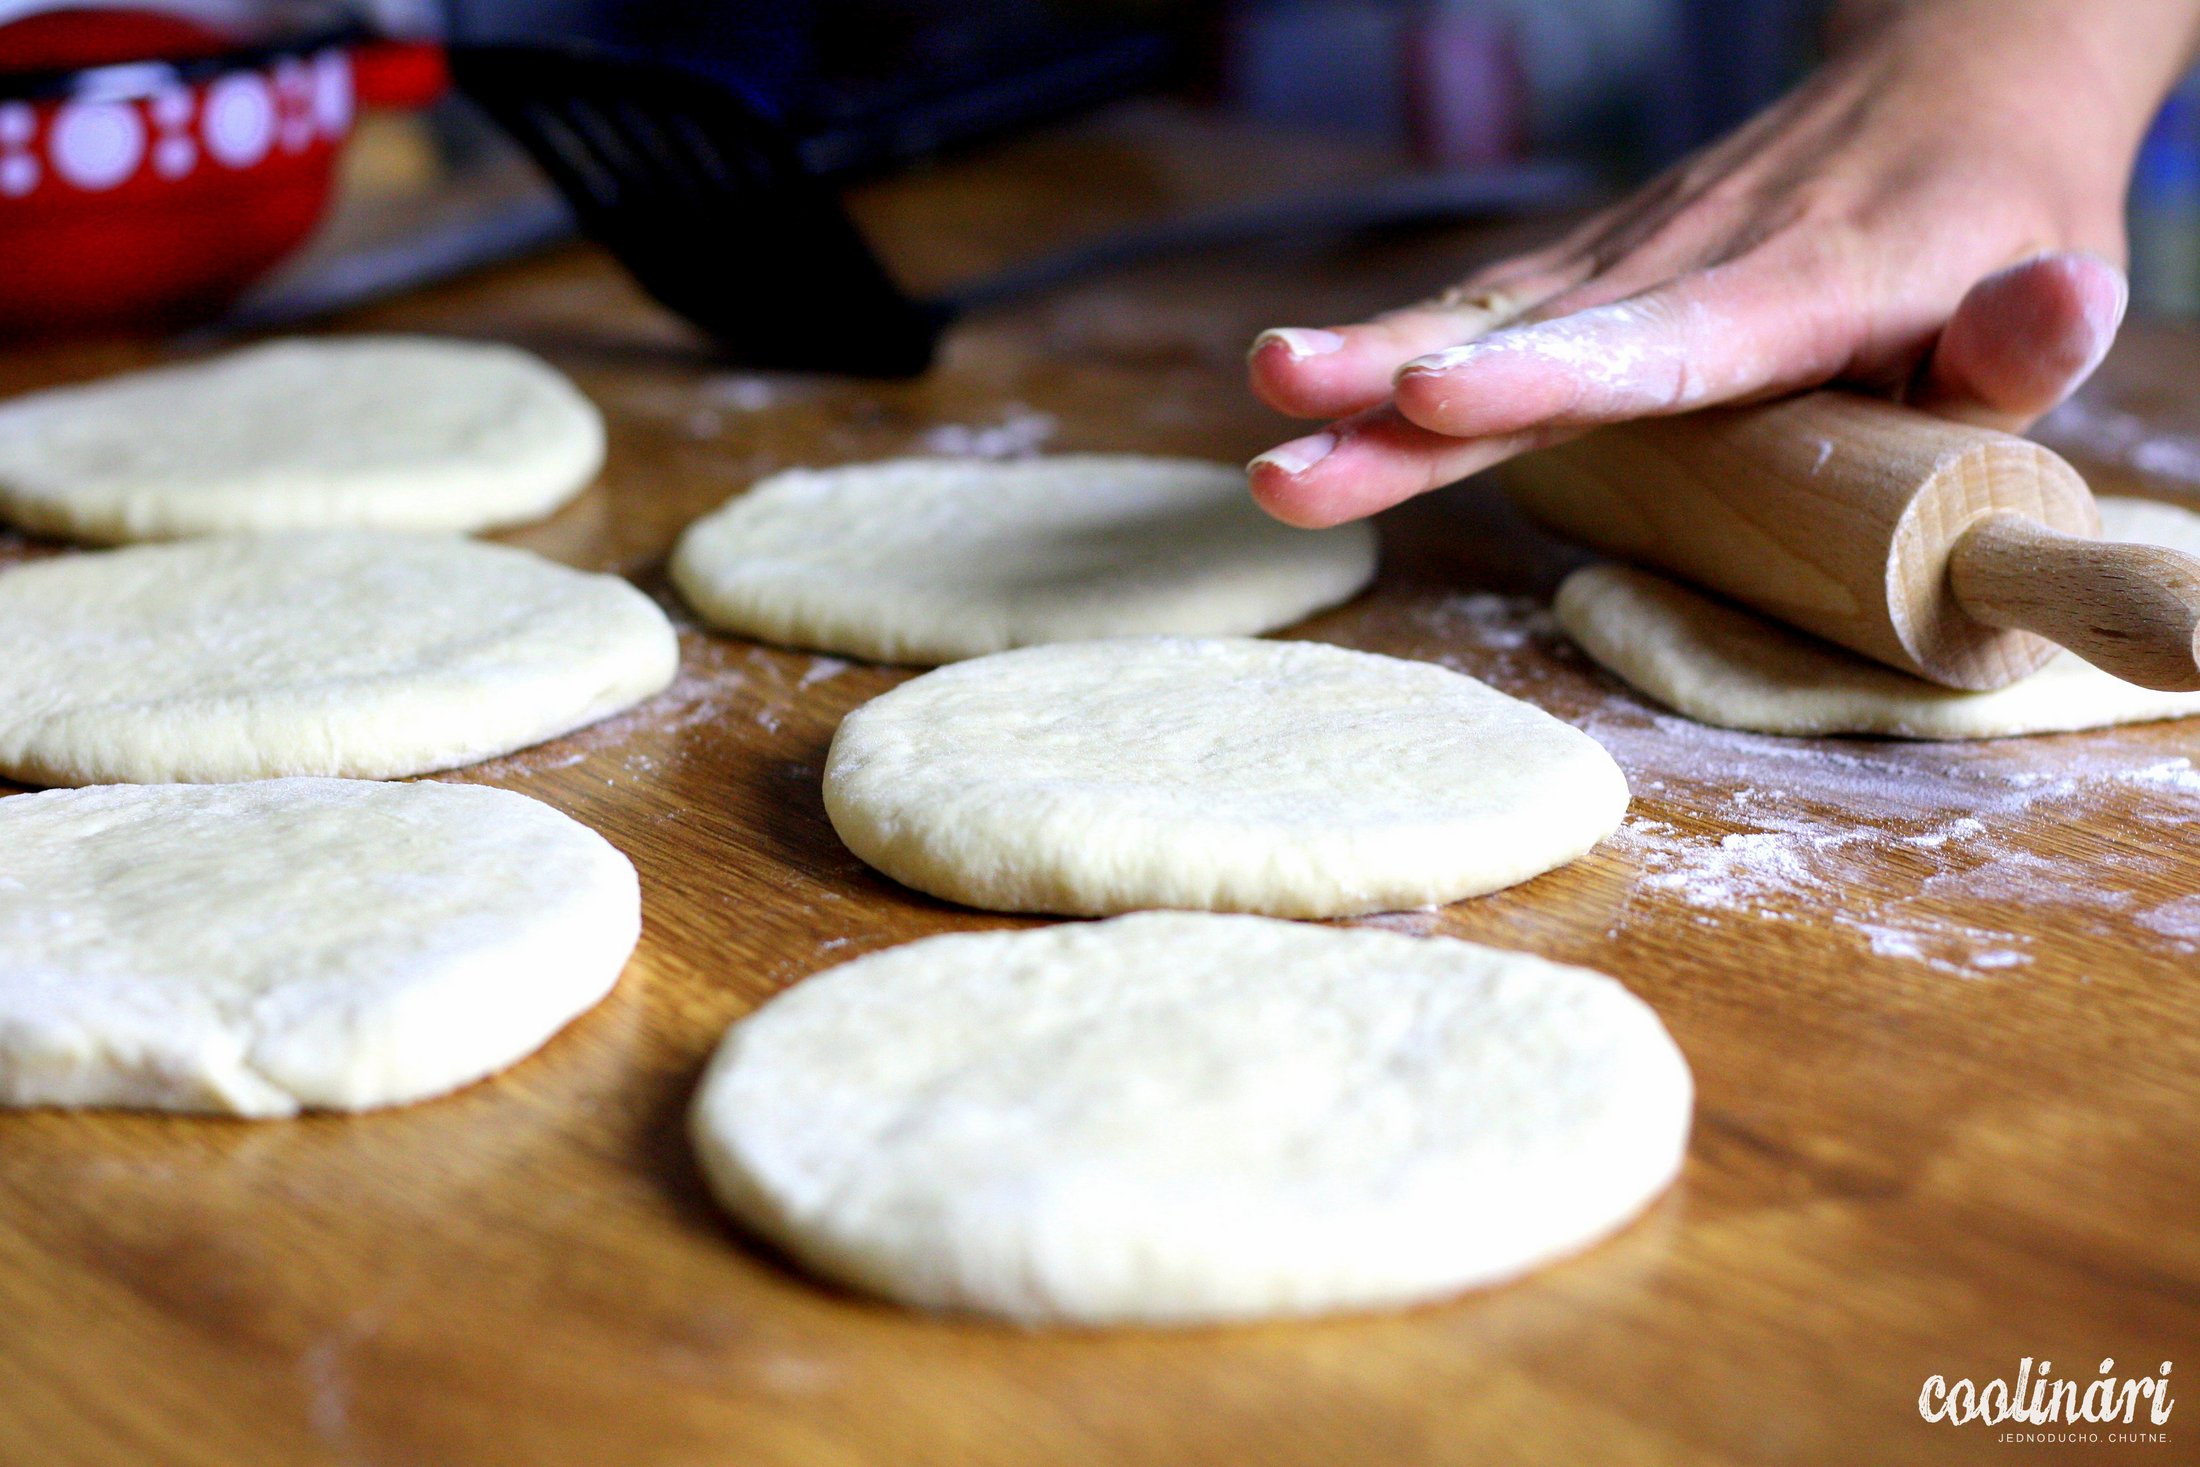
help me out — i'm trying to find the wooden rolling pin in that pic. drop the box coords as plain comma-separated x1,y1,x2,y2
1500,391,2200,692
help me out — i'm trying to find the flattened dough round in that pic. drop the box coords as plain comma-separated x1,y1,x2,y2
669,455,1377,663
0,778,640,1116
692,911,1692,1325
1555,497,2200,739
0,337,605,542
824,636,1630,917
0,532,678,785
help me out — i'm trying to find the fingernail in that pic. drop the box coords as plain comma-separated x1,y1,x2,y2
1249,431,1338,477
1396,342,1486,378
1252,327,1347,360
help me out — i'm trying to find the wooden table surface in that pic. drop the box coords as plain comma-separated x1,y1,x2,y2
1,106,2194,1467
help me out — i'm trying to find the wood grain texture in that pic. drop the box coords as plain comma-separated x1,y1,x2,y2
1500,393,2100,690
1950,514,2200,691
0,105,2195,1467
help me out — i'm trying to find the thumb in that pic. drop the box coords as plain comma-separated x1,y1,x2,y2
1911,251,2128,433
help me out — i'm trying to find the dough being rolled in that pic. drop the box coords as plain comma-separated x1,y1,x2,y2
691,912,1692,1325
1555,497,2200,739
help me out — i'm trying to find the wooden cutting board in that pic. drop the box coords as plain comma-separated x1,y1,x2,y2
1,106,2194,1467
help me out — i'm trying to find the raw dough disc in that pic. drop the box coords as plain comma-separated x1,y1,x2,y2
669,455,1378,663
823,636,1630,917
0,336,605,542
0,778,640,1116
691,911,1692,1325
0,531,679,786
1554,497,2200,739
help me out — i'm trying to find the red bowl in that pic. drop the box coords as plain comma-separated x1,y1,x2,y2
0,7,444,337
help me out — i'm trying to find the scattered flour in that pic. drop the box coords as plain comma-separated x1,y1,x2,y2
415,570,2200,982
439,634,752,781
440,609,880,785
1400,298,1711,415
2137,895,2200,946
599,372,811,444
2036,397,2200,488
704,375,784,413
915,406,1058,459
1396,592,2200,978
1590,704,2200,976
1349,908,1442,936
798,657,850,689
1412,592,1556,653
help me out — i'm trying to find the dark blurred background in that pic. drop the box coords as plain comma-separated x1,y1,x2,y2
3,0,2197,337
402,0,2200,313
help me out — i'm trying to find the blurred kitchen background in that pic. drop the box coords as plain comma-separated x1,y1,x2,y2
2,0,2198,343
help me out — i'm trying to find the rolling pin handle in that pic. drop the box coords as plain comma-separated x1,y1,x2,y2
1947,514,2200,692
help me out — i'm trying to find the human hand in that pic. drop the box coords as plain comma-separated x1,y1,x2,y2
1245,0,2198,527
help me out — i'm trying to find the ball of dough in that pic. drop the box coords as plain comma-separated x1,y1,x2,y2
823,636,1630,917
691,912,1692,1325
669,455,1377,663
0,779,639,1116
0,337,605,542
0,531,678,785
1555,497,2200,739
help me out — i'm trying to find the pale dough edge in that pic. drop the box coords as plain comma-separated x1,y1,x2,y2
669,538,1379,665
0,853,640,1116
0,781,643,1116
690,1077,1686,1326
687,917,1692,1325
0,556,681,787
665,456,1380,664
819,723,1633,918
0,340,607,543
